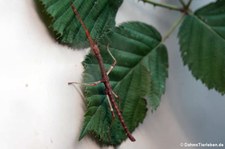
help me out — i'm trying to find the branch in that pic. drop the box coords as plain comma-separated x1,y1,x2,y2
179,0,186,7
141,0,182,12
186,0,193,8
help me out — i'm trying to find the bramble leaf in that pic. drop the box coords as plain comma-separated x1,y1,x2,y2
37,0,122,48
178,0,225,94
80,22,168,145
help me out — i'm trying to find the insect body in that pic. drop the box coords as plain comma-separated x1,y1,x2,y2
70,3,135,142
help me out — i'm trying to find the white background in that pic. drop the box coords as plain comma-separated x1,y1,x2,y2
0,0,224,149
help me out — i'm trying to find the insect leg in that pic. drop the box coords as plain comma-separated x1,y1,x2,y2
112,91,119,99
112,91,122,111
68,80,102,86
106,45,117,75
106,95,115,119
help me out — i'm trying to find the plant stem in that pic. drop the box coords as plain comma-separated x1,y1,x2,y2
162,14,185,42
179,0,186,7
142,0,181,12
186,0,193,8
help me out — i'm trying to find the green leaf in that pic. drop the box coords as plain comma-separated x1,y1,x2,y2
178,0,225,94
80,22,168,145
37,0,123,48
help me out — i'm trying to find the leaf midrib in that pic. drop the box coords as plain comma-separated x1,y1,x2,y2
86,42,162,99
193,14,225,42
112,42,162,92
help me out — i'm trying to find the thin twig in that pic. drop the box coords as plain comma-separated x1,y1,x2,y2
141,0,181,12
162,14,185,42
186,0,193,8
179,0,186,7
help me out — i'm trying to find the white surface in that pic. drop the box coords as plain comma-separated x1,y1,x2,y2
0,0,224,149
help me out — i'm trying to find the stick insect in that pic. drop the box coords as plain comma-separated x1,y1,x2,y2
69,2,136,142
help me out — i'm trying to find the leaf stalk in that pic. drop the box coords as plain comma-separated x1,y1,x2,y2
179,0,186,7
162,14,185,42
186,0,193,8
141,0,182,12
